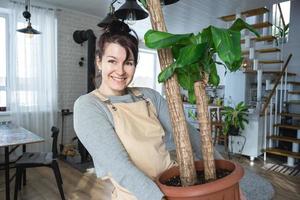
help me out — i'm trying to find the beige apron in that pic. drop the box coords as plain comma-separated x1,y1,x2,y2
92,88,176,200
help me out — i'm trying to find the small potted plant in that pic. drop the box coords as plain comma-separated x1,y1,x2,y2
222,102,249,136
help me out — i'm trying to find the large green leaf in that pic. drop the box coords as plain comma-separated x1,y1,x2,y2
230,18,260,37
158,63,177,83
200,27,214,48
175,43,207,67
172,45,184,60
177,63,201,90
210,27,242,71
208,63,220,86
144,30,193,49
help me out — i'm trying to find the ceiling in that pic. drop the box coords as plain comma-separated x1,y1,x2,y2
18,0,287,38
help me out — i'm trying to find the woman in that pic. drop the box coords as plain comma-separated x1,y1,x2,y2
74,20,222,200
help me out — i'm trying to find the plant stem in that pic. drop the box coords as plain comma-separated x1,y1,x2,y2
194,77,216,181
146,0,197,186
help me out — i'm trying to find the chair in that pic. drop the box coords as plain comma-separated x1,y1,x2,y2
14,126,65,200
210,107,228,154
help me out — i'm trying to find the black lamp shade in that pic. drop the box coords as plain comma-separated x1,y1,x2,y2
162,0,179,5
17,23,41,34
115,0,148,20
98,13,117,28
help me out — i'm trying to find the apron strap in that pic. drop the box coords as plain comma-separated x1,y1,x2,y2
92,90,110,102
128,88,144,98
92,90,117,111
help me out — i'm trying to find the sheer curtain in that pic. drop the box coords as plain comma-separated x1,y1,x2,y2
8,3,57,152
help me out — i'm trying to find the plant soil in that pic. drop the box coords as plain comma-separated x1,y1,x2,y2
164,169,231,187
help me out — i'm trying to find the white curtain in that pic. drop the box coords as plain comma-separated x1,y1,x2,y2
8,3,58,152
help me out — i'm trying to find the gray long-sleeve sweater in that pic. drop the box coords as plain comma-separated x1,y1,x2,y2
73,87,222,200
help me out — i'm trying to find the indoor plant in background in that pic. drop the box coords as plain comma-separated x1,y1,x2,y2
140,0,259,199
223,102,250,136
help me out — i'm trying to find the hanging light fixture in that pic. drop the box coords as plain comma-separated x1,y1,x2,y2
98,0,118,28
17,0,41,35
114,0,148,22
161,0,180,6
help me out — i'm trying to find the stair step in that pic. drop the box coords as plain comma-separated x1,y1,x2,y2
244,70,296,76
285,100,300,105
259,60,284,64
219,7,269,22
242,48,281,55
288,90,300,95
280,112,300,119
274,124,300,130
241,35,276,44
265,148,300,159
251,22,272,29
287,81,300,86
268,135,300,143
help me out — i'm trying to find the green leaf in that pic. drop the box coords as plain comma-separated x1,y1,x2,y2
138,0,148,10
208,63,220,86
188,89,196,104
229,18,260,37
144,30,193,49
171,45,184,60
175,43,207,67
210,27,242,71
158,63,177,83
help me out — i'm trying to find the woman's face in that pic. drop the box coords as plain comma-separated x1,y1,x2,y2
98,42,136,96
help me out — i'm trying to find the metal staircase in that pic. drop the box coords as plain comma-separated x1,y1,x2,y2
220,6,300,166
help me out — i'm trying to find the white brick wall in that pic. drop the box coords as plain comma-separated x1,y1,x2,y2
57,9,102,145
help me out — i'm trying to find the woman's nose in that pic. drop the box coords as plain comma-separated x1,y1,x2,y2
115,64,125,74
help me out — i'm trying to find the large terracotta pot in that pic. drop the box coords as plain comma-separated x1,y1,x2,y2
156,160,244,200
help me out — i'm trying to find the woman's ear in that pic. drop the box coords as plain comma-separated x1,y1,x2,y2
95,55,102,71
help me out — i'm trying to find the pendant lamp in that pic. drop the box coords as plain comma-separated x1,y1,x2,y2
114,0,148,21
17,0,41,35
98,0,118,28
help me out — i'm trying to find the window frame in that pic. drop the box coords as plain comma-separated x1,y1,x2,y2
0,12,9,111
134,48,162,94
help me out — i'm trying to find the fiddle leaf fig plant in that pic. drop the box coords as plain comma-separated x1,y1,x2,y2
144,17,259,181
145,18,259,103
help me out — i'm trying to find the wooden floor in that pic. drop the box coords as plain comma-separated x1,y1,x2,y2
0,156,300,200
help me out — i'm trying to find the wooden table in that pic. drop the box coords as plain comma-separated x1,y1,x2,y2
0,122,44,200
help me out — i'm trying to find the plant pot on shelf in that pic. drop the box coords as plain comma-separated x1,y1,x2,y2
228,126,240,136
156,160,244,200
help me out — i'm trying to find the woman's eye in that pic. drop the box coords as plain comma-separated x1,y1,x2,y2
108,60,116,64
126,61,134,66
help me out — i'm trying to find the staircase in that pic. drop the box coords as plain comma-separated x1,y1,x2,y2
220,6,300,166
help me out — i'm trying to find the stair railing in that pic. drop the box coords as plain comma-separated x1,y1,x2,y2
260,54,292,161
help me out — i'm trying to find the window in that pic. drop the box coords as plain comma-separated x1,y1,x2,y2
0,15,7,111
130,49,162,94
272,1,290,43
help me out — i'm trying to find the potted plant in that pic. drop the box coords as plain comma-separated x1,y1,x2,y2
139,0,259,199
223,102,249,136
274,23,289,45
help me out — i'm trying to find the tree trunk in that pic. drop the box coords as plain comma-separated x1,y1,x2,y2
146,0,197,186
194,78,216,181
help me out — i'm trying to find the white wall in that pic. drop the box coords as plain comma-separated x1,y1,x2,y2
56,9,101,144
283,0,300,81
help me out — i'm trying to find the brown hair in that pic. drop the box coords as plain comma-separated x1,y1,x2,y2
97,21,139,65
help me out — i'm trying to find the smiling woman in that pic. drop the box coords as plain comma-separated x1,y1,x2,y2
73,20,222,200
97,43,136,96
